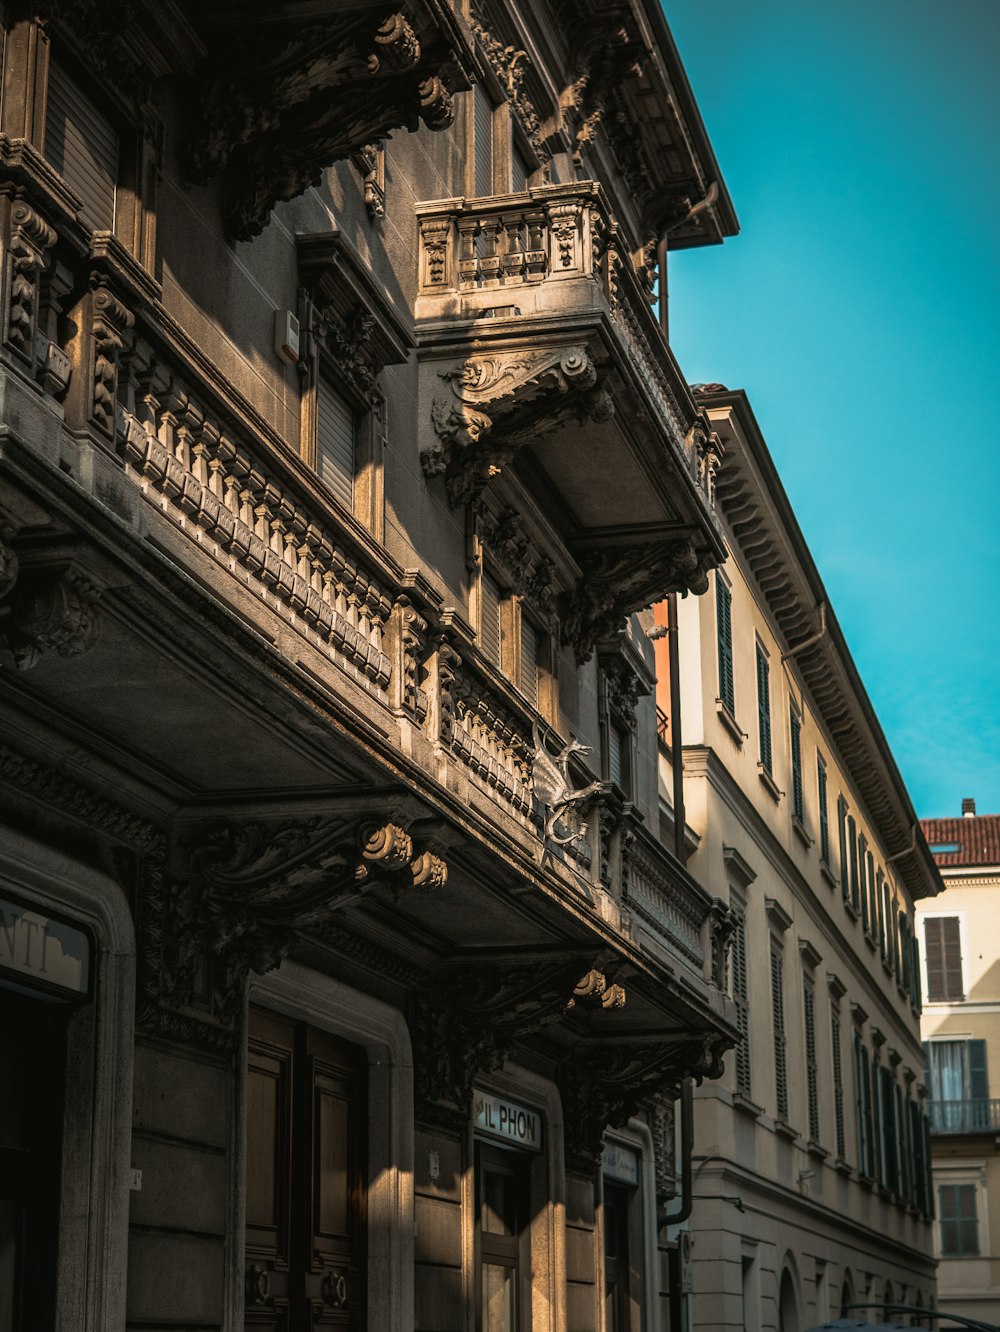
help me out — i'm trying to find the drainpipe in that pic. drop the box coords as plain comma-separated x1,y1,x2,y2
659,1078,694,1226
780,602,827,663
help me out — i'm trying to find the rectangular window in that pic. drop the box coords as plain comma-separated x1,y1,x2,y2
316,378,356,511
803,976,819,1143
770,942,787,1121
480,573,502,667
732,906,751,1098
831,1004,846,1160
716,575,735,715
45,58,118,231
939,1183,979,1256
837,796,849,899
924,916,964,1002
817,756,830,865
755,643,772,775
790,706,804,823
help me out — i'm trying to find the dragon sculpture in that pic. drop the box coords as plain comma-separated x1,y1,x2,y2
531,720,605,846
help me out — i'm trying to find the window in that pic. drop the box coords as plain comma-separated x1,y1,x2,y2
817,756,830,865
837,796,849,899
848,816,859,912
608,722,628,792
866,853,877,941
473,83,496,198
939,1183,979,1256
511,143,530,193
603,1181,632,1332
732,902,751,1098
879,1065,898,1194
479,571,504,668
854,1032,874,1177
476,1142,531,1331
803,975,819,1143
519,615,539,709
858,834,869,931
316,378,356,511
246,1007,367,1323
790,705,804,824
830,1002,846,1160
923,916,965,1002
45,57,118,231
716,574,735,715
770,941,788,1121
870,1049,883,1184
755,643,772,775
926,1039,988,1106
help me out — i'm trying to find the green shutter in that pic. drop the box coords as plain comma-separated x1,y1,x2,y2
969,1039,989,1101
817,757,830,864
790,707,803,822
858,834,869,930
848,816,859,910
756,644,772,774
771,943,787,1120
838,797,849,898
716,575,734,714
45,59,117,231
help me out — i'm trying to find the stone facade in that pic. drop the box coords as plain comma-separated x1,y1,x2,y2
652,388,941,1330
0,3,740,1329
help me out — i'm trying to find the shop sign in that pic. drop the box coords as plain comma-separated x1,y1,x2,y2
473,1091,542,1151
0,896,90,996
601,1142,639,1186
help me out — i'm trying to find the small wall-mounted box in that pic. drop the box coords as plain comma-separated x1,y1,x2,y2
274,309,300,364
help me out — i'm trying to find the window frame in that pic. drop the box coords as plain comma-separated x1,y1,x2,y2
937,1176,985,1258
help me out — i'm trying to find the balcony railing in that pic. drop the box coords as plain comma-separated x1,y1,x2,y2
928,1099,1000,1135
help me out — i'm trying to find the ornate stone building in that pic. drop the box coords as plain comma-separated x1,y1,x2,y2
652,387,942,1330
0,2,740,1329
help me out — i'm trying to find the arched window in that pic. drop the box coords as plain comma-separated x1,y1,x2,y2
839,1273,854,1318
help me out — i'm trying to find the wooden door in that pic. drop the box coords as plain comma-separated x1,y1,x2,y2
245,1008,366,1330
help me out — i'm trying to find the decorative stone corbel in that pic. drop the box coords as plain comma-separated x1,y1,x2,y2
0,562,101,671
561,538,714,665
706,897,735,991
423,346,601,505
89,278,135,438
2,195,57,369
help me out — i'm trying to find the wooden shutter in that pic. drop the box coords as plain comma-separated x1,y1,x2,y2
316,379,355,511
608,724,624,789
480,574,501,665
870,1053,882,1184
770,943,787,1120
867,853,877,939
883,879,893,970
939,1183,979,1256
854,1033,868,1173
817,757,830,864
519,616,538,708
732,908,751,1096
969,1038,989,1101
924,916,964,1002
790,707,804,821
511,144,529,193
848,817,859,911
880,1066,897,1194
45,59,117,231
803,976,819,1143
473,84,494,198
858,834,869,930
716,575,734,714
831,1005,845,1160
755,644,771,773
837,796,849,898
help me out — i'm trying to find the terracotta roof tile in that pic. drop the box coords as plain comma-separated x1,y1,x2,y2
920,815,1000,868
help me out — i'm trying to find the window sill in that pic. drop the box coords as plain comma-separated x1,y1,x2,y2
807,1141,830,1161
819,861,838,890
863,933,878,952
758,765,782,803
843,900,860,922
834,1158,853,1177
716,699,746,747
733,1091,764,1120
857,1172,875,1191
774,1118,799,1141
881,957,895,978
791,816,813,849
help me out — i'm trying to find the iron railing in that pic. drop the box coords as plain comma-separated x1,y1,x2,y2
928,1099,1000,1135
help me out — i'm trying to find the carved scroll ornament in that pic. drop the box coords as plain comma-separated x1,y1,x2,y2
423,347,604,506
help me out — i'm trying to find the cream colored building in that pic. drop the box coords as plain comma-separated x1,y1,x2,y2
653,387,942,1331
917,803,1000,1324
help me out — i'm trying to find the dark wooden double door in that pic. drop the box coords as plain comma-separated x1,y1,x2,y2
246,1007,367,1330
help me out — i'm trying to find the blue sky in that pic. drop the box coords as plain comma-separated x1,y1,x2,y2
666,0,1000,820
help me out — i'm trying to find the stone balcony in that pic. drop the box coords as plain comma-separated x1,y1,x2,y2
929,1099,1000,1135
415,181,726,661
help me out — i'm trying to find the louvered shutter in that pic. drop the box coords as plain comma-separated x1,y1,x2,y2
480,574,501,665
733,909,751,1096
831,1005,845,1160
837,796,849,898
817,757,830,863
755,644,771,773
316,379,355,510
519,616,538,708
716,575,734,714
854,1033,868,1172
858,834,869,929
848,818,859,911
803,977,819,1142
969,1039,989,1101
870,1053,882,1183
608,724,624,789
770,943,787,1120
45,59,117,231
867,853,877,939
473,84,494,198
883,880,893,970
790,706,803,821
511,145,529,193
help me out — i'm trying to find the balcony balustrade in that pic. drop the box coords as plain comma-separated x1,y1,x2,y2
928,1099,1000,1135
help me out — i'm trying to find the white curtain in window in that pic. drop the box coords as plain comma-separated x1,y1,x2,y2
930,1041,968,1101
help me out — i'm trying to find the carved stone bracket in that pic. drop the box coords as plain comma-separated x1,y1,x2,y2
411,957,627,1129
469,7,546,160
561,538,714,665
182,7,472,239
147,813,447,1035
422,347,603,506
706,897,735,991
648,1089,678,1209
560,1033,729,1175
0,558,101,672
476,504,555,614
